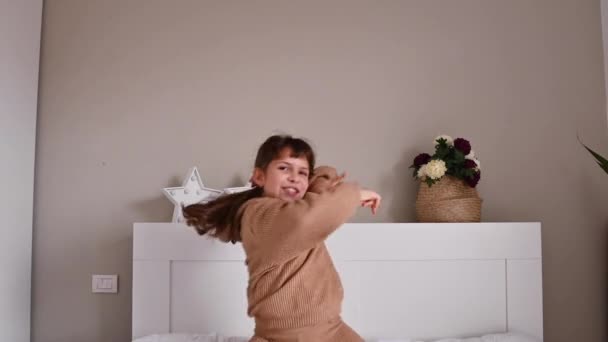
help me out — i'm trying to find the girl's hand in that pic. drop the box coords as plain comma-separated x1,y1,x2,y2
330,172,347,188
360,189,381,215
308,169,347,194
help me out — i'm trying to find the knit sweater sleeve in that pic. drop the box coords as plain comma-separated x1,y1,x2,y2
241,182,360,259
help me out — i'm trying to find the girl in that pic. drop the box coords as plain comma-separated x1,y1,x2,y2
183,135,381,342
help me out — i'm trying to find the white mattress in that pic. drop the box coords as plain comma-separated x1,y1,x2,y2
132,332,541,342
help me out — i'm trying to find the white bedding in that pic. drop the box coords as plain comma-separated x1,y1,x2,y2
133,332,541,342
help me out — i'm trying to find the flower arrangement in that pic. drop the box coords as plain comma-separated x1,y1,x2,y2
411,135,481,188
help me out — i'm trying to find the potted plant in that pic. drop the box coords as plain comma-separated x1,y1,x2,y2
410,135,482,222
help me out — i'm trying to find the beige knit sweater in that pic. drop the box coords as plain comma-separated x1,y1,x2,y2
240,166,360,331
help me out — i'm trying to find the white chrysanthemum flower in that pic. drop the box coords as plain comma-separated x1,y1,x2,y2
417,164,427,179
474,158,481,171
434,135,454,146
465,150,475,160
425,160,447,180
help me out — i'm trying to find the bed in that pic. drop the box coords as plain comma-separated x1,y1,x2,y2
132,222,543,342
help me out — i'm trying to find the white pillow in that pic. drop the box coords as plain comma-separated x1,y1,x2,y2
220,337,419,342
132,333,219,342
133,332,540,342
369,339,422,342
368,333,540,342
220,337,249,342
431,332,541,342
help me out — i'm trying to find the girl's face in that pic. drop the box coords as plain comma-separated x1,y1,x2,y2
252,148,310,201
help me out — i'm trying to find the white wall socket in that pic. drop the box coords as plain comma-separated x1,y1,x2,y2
92,274,118,294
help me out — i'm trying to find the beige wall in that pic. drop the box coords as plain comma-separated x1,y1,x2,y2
33,1,608,341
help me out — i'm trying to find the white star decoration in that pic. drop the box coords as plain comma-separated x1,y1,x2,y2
222,181,254,195
162,167,255,223
162,167,222,223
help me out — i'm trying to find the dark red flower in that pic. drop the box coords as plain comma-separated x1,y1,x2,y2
454,138,471,155
464,159,477,169
413,153,432,167
466,171,481,187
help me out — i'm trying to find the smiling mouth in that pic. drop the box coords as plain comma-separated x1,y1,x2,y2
282,186,300,196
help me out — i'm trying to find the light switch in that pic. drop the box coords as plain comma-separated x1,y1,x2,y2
92,275,118,293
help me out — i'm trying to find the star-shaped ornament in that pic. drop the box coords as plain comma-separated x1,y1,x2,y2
162,167,222,223
222,181,254,195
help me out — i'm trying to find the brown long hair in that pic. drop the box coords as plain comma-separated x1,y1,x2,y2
182,135,316,243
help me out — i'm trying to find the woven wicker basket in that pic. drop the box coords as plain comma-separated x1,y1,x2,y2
415,175,482,222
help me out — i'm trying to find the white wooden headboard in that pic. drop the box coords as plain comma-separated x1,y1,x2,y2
132,222,543,341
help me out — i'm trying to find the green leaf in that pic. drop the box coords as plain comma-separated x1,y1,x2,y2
453,150,465,163
578,135,608,175
435,148,448,159
435,138,448,148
